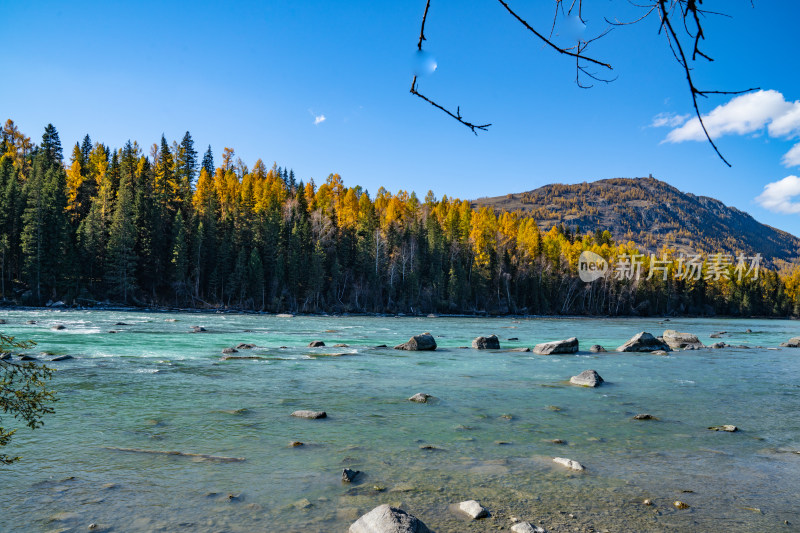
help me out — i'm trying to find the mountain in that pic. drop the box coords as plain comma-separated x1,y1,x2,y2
472,176,800,267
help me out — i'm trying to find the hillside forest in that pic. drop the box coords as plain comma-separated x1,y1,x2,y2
2,120,800,317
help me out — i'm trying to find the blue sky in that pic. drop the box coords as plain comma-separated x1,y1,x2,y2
4,1,800,235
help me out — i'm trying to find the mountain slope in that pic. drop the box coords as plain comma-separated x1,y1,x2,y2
473,176,800,266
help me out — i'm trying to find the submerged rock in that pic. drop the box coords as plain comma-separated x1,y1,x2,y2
308,341,326,347
408,393,432,403
51,355,74,361
673,500,690,509
553,457,584,471
589,344,606,353
633,413,656,420
710,342,727,349
349,504,431,533
394,333,437,351
291,410,327,419
663,330,704,350
533,337,578,355
511,523,547,533
780,337,800,348
236,343,256,350
289,441,304,447
617,332,670,352
190,325,207,333
19,354,38,361
0,353,11,360
457,500,488,519
51,324,66,330
342,468,361,482
569,369,604,387
510,347,531,352
221,347,238,354
472,335,500,349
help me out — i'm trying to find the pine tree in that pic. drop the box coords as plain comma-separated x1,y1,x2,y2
106,143,138,303
201,145,214,176
176,131,197,209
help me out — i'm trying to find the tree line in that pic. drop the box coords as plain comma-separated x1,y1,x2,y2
2,119,799,317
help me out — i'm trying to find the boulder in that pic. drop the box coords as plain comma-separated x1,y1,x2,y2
553,457,584,471
408,393,432,403
510,347,531,352
633,413,656,420
457,500,488,519
708,425,738,432
617,332,670,352
342,468,361,482
663,329,704,350
19,355,38,361
308,341,326,347
511,523,547,533
472,335,500,350
222,347,238,354
291,410,327,419
533,337,578,355
394,333,437,351
51,324,66,331
569,369,604,387
51,355,74,361
236,343,256,350
589,344,606,353
349,504,432,533
190,326,207,333
780,337,800,348
710,342,726,349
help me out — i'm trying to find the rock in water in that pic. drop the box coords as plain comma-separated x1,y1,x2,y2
236,343,256,350
51,324,66,330
291,410,327,419
633,413,656,420
553,457,584,471
221,347,238,354
589,344,606,353
457,500,488,519
51,355,74,361
394,333,437,351
472,335,500,349
408,393,432,403
708,424,738,432
617,332,670,352
342,468,361,482
780,337,800,347
673,501,690,509
710,342,727,349
569,370,604,387
662,330,704,350
308,340,325,347
511,523,547,533
349,504,432,533
190,325,207,333
533,337,578,355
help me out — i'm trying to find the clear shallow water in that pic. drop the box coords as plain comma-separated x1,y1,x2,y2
0,310,798,532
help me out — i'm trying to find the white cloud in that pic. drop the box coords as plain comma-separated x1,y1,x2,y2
768,102,800,138
665,90,793,143
755,175,800,214
314,114,326,125
650,112,690,128
783,143,800,167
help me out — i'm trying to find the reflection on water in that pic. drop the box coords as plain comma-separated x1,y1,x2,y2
1,310,798,532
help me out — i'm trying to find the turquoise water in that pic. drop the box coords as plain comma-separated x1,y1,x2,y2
1,310,798,532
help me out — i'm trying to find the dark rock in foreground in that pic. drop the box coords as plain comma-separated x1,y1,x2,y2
349,504,431,533
663,330,704,350
569,369,604,387
534,337,578,355
394,333,436,351
291,410,327,419
617,332,670,352
472,335,500,350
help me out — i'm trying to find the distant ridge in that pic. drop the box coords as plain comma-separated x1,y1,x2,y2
473,176,800,266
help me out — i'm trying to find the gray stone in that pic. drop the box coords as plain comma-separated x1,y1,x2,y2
51,324,66,330
511,523,547,533
633,413,656,420
291,410,327,419
617,332,670,352
0,353,10,360
533,337,578,355
664,329,703,349
408,393,432,403
308,341,326,347
222,347,238,354
710,342,726,349
472,335,500,349
394,333,437,351
190,325,207,332
780,337,800,348
19,355,38,361
710,331,726,338
51,355,74,361
510,347,531,352
349,504,432,533
651,350,669,355
589,344,606,353
708,424,738,432
457,500,488,519
569,369,603,387
236,343,256,350
553,457,584,471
